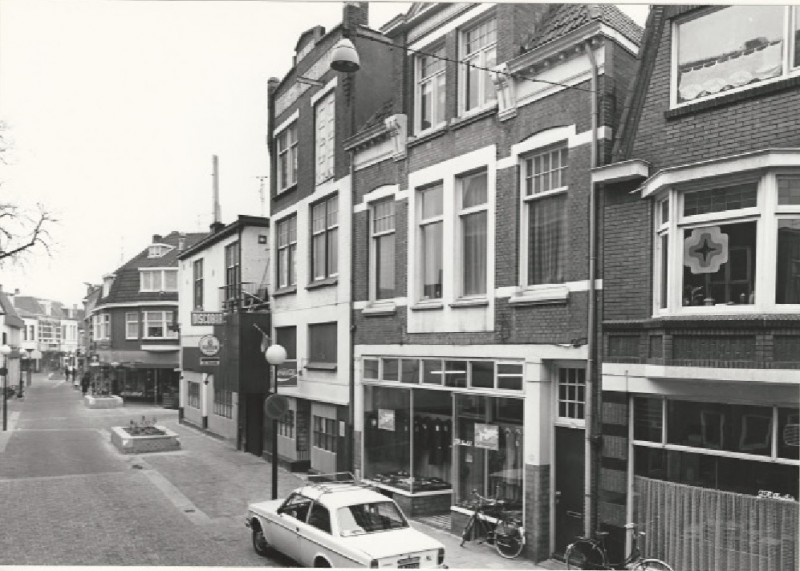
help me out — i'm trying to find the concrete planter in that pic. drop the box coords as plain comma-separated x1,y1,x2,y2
110,425,181,454
84,395,124,409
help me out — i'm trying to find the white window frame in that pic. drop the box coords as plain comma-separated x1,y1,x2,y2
276,122,298,191
457,170,489,298
315,91,335,185
458,15,497,115
139,268,178,292
147,243,174,258
415,44,447,134
671,5,800,109
654,170,800,315
417,183,445,301
310,194,339,281
143,311,178,339
125,312,139,340
369,198,396,301
519,145,569,289
554,364,587,428
277,215,297,289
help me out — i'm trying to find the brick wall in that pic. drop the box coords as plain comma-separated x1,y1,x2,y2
524,463,551,562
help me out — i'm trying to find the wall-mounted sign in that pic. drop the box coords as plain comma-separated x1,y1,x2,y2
199,357,220,366
192,312,225,326
474,423,499,451
378,409,396,431
198,335,221,357
276,363,298,387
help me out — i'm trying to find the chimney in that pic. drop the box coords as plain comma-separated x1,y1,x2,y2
178,232,186,250
343,2,368,31
152,234,162,243
14,288,19,295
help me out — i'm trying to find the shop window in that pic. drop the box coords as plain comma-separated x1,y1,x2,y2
418,184,444,300
308,322,337,366
401,359,420,384
415,44,446,133
496,363,523,391
673,6,799,106
557,367,586,421
363,358,379,380
459,16,496,113
371,198,396,300
444,361,468,388
313,415,338,452
470,361,493,389
382,358,399,382
187,381,200,408
634,397,663,443
778,407,800,460
364,386,411,489
278,409,295,438
277,215,297,289
422,359,443,385
458,170,488,296
311,194,338,281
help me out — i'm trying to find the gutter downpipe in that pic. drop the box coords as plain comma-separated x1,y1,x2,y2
584,39,599,539
348,148,357,475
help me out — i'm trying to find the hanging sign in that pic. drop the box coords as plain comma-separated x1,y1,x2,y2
378,409,396,431
684,226,729,274
276,362,298,388
198,335,221,357
191,311,225,326
474,423,499,451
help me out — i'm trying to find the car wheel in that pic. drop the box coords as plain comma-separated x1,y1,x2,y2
313,557,331,567
252,526,270,557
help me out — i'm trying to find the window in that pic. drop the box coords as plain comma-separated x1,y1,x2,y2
315,91,335,184
656,171,800,313
187,382,200,408
193,259,204,310
308,322,337,365
363,358,379,379
674,6,800,106
277,216,297,288
307,503,331,534
557,367,586,421
93,314,110,340
143,311,177,339
458,171,488,296
311,195,338,281
140,269,178,292
522,146,568,286
213,380,232,418
147,244,173,258
460,17,497,113
418,184,444,300
280,493,313,522
371,199,396,300
313,415,338,452
224,241,240,304
125,312,139,340
277,123,298,191
278,409,295,438
416,45,446,132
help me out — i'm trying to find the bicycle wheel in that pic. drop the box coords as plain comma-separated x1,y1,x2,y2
565,540,606,570
494,520,525,559
632,559,674,571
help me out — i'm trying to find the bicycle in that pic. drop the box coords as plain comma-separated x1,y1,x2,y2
565,522,673,570
459,490,525,559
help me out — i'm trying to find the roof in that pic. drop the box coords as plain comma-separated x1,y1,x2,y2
100,231,206,306
178,216,268,260
12,296,43,317
0,291,24,329
522,4,644,52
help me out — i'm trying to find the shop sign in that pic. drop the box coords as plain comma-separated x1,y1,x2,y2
191,311,225,326
276,364,298,387
199,357,220,366
474,423,499,451
198,335,221,357
378,409,395,431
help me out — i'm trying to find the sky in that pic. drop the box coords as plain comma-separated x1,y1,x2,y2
0,0,649,308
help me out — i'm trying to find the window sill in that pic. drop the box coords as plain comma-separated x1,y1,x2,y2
273,286,297,297
451,104,497,131
508,284,569,306
407,125,448,149
449,297,489,308
362,302,397,316
306,277,338,290
275,183,297,198
410,300,444,311
305,362,337,371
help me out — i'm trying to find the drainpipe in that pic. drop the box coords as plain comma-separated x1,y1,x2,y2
584,38,599,538
348,149,357,475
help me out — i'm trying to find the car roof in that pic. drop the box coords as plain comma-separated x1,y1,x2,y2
295,483,395,510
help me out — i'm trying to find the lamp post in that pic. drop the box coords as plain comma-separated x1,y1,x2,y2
265,343,287,500
1,344,12,431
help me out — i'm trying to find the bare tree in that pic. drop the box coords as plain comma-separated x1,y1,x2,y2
0,121,57,265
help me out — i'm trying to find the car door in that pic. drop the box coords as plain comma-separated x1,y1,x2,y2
296,501,338,567
272,493,313,561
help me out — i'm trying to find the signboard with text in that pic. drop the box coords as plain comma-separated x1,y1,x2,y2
276,361,298,387
192,312,226,326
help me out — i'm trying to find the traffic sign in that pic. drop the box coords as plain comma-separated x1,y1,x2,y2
265,394,289,419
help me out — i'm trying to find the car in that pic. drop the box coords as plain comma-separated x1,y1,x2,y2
245,476,447,568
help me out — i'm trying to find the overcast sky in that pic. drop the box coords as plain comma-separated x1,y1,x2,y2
0,0,648,308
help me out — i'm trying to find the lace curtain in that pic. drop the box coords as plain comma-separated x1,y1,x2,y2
635,476,798,571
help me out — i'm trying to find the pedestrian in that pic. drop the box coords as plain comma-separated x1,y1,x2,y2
65,365,70,382
81,371,90,395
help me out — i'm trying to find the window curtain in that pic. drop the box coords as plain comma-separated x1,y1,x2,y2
528,194,566,284
635,476,798,571
463,211,487,295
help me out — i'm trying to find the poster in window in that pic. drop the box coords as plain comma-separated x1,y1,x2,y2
684,226,729,274
474,423,499,450
378,409,395,431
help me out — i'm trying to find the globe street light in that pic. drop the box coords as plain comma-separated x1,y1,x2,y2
265,343,287,500
0,344,12,431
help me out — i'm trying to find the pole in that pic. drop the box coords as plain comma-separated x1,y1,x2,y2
2,357,7,431
18,357,24,399
271,363,279,500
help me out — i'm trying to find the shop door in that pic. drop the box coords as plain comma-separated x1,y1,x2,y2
245,395,264,456
554,426,584,556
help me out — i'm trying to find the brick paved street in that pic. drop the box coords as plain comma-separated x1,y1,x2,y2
0,372,557,568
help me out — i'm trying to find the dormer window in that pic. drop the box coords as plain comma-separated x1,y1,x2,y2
140,269,178,292
148,244,174,258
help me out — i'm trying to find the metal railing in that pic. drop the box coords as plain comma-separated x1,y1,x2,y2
218,282,269,312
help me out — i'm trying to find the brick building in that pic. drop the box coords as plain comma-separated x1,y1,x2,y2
343,2,641,562
265,2,396,474
593,5,800,570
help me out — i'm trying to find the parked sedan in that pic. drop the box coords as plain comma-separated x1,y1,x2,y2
245,481,447,568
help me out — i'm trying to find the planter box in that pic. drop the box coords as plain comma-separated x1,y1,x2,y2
110,425,181,454
84,395,124,409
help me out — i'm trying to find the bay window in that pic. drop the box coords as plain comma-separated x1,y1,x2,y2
460,17,497,113
311,194,338,281
674,5,800,106
371,199,396,300
458,171,488,296
418,183,444,300
277,122,298,191
277,215,297,288
416,45,446,132
654,172,800,313
144,311,177,339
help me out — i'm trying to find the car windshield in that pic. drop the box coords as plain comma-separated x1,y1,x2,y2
338,501,409,536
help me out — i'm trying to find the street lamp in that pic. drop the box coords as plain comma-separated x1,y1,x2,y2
0,344,12,431
265,343,287,500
